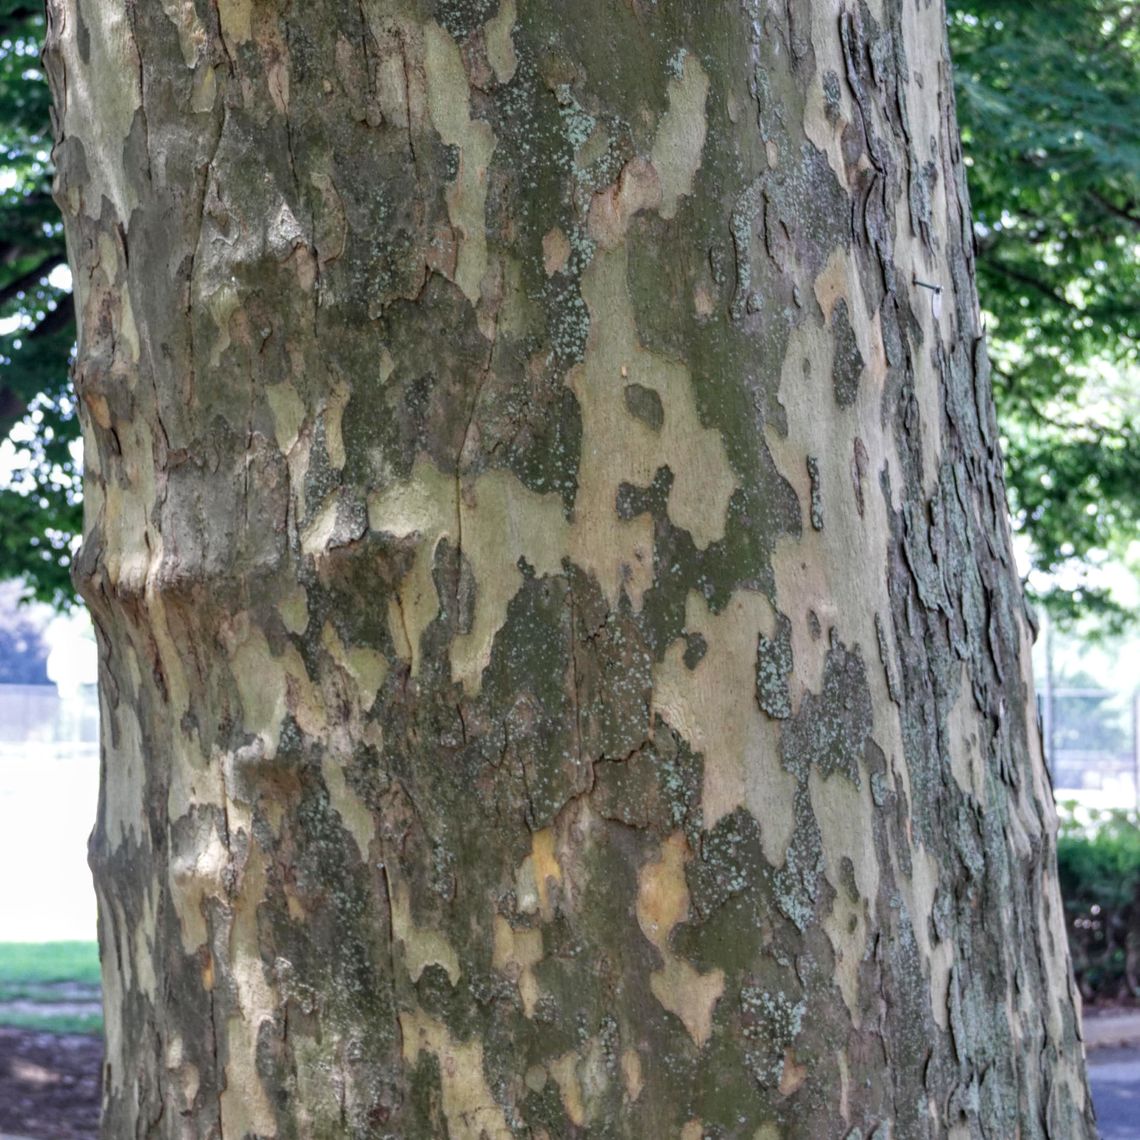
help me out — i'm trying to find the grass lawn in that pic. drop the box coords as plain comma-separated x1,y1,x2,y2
0,941,100,986
0,1009,104,1034
0,942,102,1035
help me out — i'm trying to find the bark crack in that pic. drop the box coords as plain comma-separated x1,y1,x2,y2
453,311,498,618
518,730,539,827
566,577,586,780
401,36,418,165
392,593,415,691
123,3,152,185
207,971,223,1132
186,14,227,414
354,0,373,98
377,856,399,1019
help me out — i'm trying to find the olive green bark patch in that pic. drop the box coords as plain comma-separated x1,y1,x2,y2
623,382,665,431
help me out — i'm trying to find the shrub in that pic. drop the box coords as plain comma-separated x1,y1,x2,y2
1056,804,1140,1001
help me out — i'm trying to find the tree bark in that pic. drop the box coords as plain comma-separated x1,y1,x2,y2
45,0,1094,1135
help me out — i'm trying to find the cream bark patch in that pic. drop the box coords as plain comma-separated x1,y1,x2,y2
650,53,710,219
365,18,423,132
802,1,855,186
100,413,158,598
653,590,796,857
569,246,738,605
451,469,569,694
320,744,376,861
391,883,461,985
516,827,563,921
549,1038,608,1127
266,382,306,453
216,0,252,49
542,226,571,275
484,0,518,84
131,887,160,1000
492,914,543,1017
810,766,878,1021
94,887,126,1092
52,1,141,222
424,22,495,304
144,587,191,726
320,622,388,709
229,623,289,755
549,1050,587,1127
767,312,912,813
587,158,662,250
906,842,954,1030
400,1011,512,1139
219,843,277,1138
168,810,229,953
323,384,351,471
946,664,986,801
620,1048,643,1101
368,457,456,675
372,458,569,693
100,688,147,852
586,51,705,243
204,281,240,369
160,0,207,67
299,495,343,556
636,832,724,1046
164,1035,201,1120
277,582,309,635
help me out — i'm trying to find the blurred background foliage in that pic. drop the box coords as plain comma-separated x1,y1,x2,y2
950,0,1140,628
0,1,79,608
0,0,1136,625
1058,806,1140,1002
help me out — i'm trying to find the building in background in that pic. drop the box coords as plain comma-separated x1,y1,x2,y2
0,581,97,941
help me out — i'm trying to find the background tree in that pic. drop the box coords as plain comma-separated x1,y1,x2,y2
0,0,78,605
46,0,1093,1136
949,0,1140,625
0,578,48,683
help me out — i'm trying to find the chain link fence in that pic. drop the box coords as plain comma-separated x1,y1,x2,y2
1042,684,1140,810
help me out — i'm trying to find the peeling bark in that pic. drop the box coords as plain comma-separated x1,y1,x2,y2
46,0,1094,1136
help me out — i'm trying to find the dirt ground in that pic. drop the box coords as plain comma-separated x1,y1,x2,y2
0,1028,101,1140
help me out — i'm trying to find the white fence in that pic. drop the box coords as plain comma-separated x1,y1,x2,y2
0,682,99,941
1042,686,1140,811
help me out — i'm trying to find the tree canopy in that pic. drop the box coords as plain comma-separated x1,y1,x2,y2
949,0,1140,625
1,0,1137,622
948,0,1140,629
0,1,78,606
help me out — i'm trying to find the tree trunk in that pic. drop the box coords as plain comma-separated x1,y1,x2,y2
45,0,1093,1135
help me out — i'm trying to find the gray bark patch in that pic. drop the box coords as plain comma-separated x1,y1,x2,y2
807,455,824,531
781,633,872,785
755,613,794,720
831,297,864,408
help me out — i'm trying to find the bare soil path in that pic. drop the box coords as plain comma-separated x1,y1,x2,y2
0,1028,100,1140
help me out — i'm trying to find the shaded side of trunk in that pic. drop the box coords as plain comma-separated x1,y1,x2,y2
45,0,1093,1135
